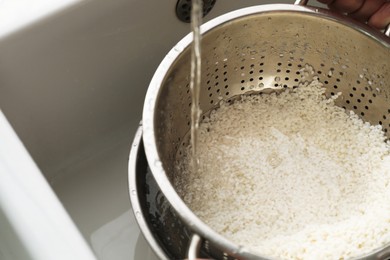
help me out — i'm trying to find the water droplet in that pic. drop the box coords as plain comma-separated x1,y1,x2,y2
131,190,136,195
249,85,254,89
147,99,155,112
241,73,245,77
154,160,163,171
135,211,141,218
275,76,281,82
173,44,184,52
279,53,284,57
250,50,258,55
259,83,264,88
223,58,228,62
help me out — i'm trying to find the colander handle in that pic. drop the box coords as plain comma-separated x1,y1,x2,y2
294,0,390,37
187,234,202,260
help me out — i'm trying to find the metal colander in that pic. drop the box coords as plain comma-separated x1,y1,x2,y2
139,1,390,259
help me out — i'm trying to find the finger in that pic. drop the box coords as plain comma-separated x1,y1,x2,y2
349,0,386,22
329,0,365,14
368,2,390,29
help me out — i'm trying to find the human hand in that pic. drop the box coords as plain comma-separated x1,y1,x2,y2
317,0,390,29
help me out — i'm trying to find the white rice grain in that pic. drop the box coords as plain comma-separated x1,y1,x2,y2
174,76,390,260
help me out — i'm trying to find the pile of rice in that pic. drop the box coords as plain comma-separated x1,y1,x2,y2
174,74,390,259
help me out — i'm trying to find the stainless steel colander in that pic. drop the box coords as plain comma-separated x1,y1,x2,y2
139,0,390,259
